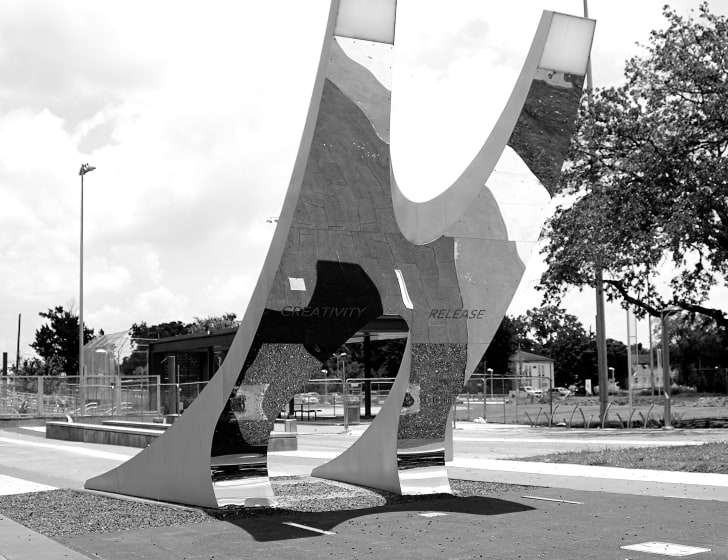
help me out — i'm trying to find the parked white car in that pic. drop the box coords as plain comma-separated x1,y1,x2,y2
520,386,543,398
294,393,320,405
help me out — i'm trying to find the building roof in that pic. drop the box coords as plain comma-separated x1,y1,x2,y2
509,350,554,363
633,354,654,365
147,315,409,354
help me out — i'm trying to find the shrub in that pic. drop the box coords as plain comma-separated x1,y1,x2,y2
670,384,697,395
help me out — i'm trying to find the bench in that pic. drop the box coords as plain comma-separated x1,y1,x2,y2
296,408,321,421
46,421,164,448
102,420,171,431
268,431,297,451
211,453,266,475
46,421,297,451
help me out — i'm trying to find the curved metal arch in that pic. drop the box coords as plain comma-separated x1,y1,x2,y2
390,11,555,245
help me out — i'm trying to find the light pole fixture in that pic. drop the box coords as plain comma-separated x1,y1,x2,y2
607,367,615,395
79,163,95,399
660,305,682,429
337,351,349,432
485,368,494,419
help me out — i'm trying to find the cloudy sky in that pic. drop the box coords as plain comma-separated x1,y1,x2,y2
1,0,726,364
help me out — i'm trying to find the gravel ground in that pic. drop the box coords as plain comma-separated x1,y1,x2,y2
0,477,532,539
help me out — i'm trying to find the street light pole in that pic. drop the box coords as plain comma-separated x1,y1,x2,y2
486,367,493,421
582,0,608,425
79,163,95,406
660,306,681,429
340,352,348,433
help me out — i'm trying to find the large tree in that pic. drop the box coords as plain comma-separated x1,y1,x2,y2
539,3,728,326
482,315,521,376
188,313,240,334
516,306,596,387
31,306,95,376
130,320,190,340
655,312,728,387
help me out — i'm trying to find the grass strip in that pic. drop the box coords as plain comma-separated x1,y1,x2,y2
521,442,728,474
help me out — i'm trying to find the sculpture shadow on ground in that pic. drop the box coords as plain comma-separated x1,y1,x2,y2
207,495,535,542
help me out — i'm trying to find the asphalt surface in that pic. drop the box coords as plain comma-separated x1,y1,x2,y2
1,421,728,559
59,488,728,560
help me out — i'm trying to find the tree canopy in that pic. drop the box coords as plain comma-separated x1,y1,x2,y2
656,312,728,389
188,313,240,334
539,3,728,327
130,321,190,340
130,313,240,340
482,315,520,376
31,306,95,376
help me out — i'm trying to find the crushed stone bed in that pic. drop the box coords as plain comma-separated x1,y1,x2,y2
0,477,532,538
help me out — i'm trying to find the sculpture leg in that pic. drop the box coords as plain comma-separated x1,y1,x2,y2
212,343,319,506
311,337,412,493
396,343,466,494
313,338,467,495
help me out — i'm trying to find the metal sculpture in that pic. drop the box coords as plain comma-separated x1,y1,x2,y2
86,0,594,507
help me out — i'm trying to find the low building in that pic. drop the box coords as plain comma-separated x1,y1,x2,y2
509,350,555,392
631,353,677,392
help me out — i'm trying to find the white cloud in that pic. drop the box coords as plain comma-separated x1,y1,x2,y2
132,287,189,323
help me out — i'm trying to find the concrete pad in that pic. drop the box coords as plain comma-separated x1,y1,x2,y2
0,475,55,496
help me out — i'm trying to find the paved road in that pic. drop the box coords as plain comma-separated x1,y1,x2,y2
59,487,728,560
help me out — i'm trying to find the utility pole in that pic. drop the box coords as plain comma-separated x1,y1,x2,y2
661,312,672,428
79,163,95,405
648,315,656,395
626,307,633,418
660,307,681,429
582,0,608,422
15,313,21,373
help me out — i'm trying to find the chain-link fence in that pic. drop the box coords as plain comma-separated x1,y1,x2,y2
0,370,565,426
453,374,557,424
0,375,161,418
0,376,80,416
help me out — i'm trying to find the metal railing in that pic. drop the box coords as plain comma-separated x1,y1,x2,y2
0,375,161,418
1,370,566,427
159,381,208,415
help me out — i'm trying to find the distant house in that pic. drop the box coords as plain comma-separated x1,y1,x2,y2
509,350,555,391
631,353,677,391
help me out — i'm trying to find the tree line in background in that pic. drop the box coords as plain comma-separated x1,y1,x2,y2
483,308,727,393
481,307,628,390
9,307,240,377
11,302,728,395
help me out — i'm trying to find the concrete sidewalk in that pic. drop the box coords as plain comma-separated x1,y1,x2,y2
448,458,728,502
0,513,89,560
